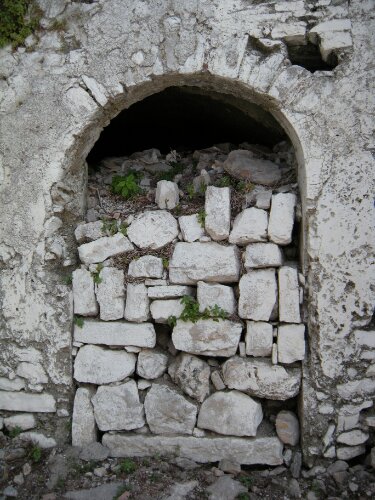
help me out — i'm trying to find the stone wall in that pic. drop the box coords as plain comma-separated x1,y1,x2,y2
0,0,374,466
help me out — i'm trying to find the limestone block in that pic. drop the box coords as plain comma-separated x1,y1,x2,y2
72,269,98,316
223,150,281,185
74,319,156,347
278,266,300,323
211,371,226,390
205,186,230,241
197,281,236,315
169,242,240,284
0,377,25,391
136,348,169,379
78,233,134,264
92,380,145,431
145,279,168,286
337,378,375,399
271,22,307,45
244,243,283,269
19,432,56,449
155,180,179,209
238,270,277,321
124,283,150,322
148,285,194,299
198,391,263,437
178,214,205,242
275,411,300,445
16,362,48,385
268,193,296,245
150,299,184,323
4,414,36,431
337,445,366,460
255,190,272,209
222,357,301,400
245,321,273,357
72,387,97,447
308,19,352,62
207,476,247,500
0,392,56,412
74,221,103,244
102,434,283,465
96,267,124,320
337,430,369,446
168,353,210,402
172,319,242,357
354,329,375,348
128,255,163,278
127,211,178,249
74,345,136,384
229,208,268,245
277,324,305,364
144,383,198,435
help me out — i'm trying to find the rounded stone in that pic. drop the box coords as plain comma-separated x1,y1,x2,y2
127,210,178,249
275,410,300,445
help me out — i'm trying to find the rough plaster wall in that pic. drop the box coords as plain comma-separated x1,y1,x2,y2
0,0,374,463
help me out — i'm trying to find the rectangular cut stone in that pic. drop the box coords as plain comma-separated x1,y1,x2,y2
278,267,300,323
147,285,194,299
78,233,134,264
354,329,375,348
102,434,283,465
74,319,156,347
169,242,240,284
75,221,103,244
238,270,277,321
179,214,205,242
72,387,97,446
96,267,124,320
124,283,150,323
0,391,56,412
205,186,231,241
229,208,268,245
150,299,184,323
245,321,273,357
197,281,236,315
72,269,98,316
277,324,305,363
268,193,296,245
244,243,283,269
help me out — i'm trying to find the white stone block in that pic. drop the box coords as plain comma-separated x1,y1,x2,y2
127,211,178,249
16,362,48,385
96,267,124,320
271,22,307,45
169,353,210,403
197,281,236,315
255,190,272,209
337,445,365,460
354,329,375,348
229,208,268,245
205,186,231,241
0,377,25,391
78,233,134,264
19,432,56,449
137,348,169,379
337,430,369,446
238,270,277,321
244,243,283,269
268,193,296,245
145,279,168,286
72,268,98,316
277,324,305,363
72,387,97,447
308,19,352,62
155,180,179,209
275,411,300,445
75,221,103,244
178,214,205,242
4,414,36,431
147,285,194,299
223,150,281,186
169,242,240,284
150,299,184,323
74,345,136,384
211,371,226,390
124,283,150,322
74,319,156,347
245,321,273,357
278,266,300,323
0,391,56,412
128,255,164,278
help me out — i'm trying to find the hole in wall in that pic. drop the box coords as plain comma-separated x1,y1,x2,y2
287,42,338,73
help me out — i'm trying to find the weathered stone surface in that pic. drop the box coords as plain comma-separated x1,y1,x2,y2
278,324,305,363
244,243,283,269
148,285,195,299
64,482,123,500
92,380,144,431
268,193,296,245
275,411,300,445
103,434,284,465
128,255,163,278
179,214,205,242
245,321,273,357
96,267,124,321
127,211,178,249
162,480,198,500
72,388,97,447
172,319,242,357
124,283,149,322
206,475,247,500
16,362,48,385
79,442,110,462
337,445,366,460
0,377,25,391
169,242,240,284
169,353,211,402
0,391,56,412
74,345,136,384
211,371,226,390
74,319,156,347
223,150,281,185
137,348,169,379
222,357,301,400
155,180,179,209
75,221,103,244
150,299,184,323
238,270,277,321
19,432,56,449
72,269,98,316
198,391,263,436
272,22,307,45
78,233,134,264
308,19,352,62
197,281,236,315
205,186,230,241
354,329,375,348
337,378,375,399
337,430,369,445
144,383,197,435
278,267,300,323
4,414,36,431
229,208,268,245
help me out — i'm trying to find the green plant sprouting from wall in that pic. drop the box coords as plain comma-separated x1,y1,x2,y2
167,295,228,327
0,0,42,49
